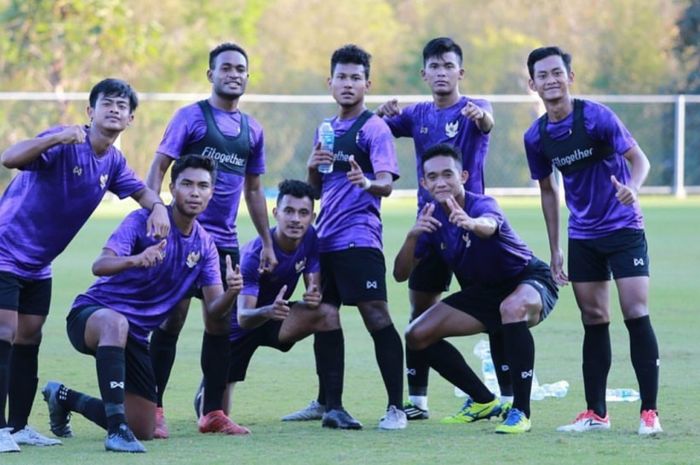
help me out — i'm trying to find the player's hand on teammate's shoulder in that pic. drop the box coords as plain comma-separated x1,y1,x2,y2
146,202,170,239
408,203,441,238
57,125,88,145
137,239,167,268
302,284,321,309
225,255,243,294
375,98,400,117
258,245,278,274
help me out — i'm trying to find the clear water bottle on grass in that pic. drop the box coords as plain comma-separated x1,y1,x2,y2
606,388,640,402
317,121,334,174
473,339,500,395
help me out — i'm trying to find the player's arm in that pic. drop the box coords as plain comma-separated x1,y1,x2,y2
237,285,290,329
393,203,441,282
538,173,567,285
444,197,498,239
610,145,650,205
1,126,86,169
145,152,175,194
346,155,393,197
375,99,401,118
130,187,170,238
91,240,167,276
201,255,243,319
244,173,277,272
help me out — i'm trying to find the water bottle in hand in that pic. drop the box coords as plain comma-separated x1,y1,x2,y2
318,121,334,174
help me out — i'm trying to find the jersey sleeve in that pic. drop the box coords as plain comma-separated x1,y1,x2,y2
524,122,553,180
108,154,147,199
245,116,266,175
585,102,637,156
361,116,400,180
103,210,148,256
239,240,263,297
155,108,195,160
382,104,415,138
197,236,223,287
19,127,69,171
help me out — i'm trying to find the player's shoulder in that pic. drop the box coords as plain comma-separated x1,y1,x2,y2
578,98,617,122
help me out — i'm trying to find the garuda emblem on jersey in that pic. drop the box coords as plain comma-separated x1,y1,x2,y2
186,251,201,268
295,258,307,273
462,232,471,248
445,120,459,138
99,174,108,189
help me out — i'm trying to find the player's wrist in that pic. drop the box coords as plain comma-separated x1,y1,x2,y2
361,177,372,190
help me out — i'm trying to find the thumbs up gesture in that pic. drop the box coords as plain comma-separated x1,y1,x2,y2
346,155,371,190
302,283,322,309
610,175,637,205
269,285,290,320
224,255,243,294
137,239,167,267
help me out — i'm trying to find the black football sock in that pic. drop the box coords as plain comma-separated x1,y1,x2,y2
370,324,404,408
0,340,11,428
502,322,534,418
149,328,179,408
200,332,231,415
421,340,494,404
582,323,611,417
57,384,107,429
312,333,326,406
8,344,39,431
96,346,126,433
625,315,660,412
406,347,429,397
488,331,513,397
314,329,344,410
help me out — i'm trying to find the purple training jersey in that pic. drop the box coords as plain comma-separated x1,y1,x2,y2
0,126,145,279
72,207,221,345
383,96,491,207
314,112,399,253
415,193,533,285
524,99,644,239
231,226,320,342
157,102,266,248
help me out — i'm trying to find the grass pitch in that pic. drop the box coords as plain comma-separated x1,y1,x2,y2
5,196,699,465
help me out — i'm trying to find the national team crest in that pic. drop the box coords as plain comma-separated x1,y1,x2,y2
99,174,108,189
186,251,201,268
295,258,307,273
445,120,459,138
462,232,471,248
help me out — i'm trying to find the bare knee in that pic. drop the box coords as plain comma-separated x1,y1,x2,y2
14,314,47,345
405,323,431,351
0,311,18,343
88,311,130,347
358,301,393,332
315,304,340,332
159,299,190,334
409,290,441,321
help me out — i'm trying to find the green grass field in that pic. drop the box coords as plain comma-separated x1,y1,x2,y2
5,196,699,465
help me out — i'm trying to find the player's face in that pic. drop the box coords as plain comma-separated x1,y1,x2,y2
208,50,249,100
528,55,574,103
274,195,315,241
329,63,370,109
421,155,468,203
87,93,134,132
170,167,214,218
421,52,464,96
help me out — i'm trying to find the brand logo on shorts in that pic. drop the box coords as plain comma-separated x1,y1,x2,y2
73,166,83,176
295,258,306,273
366,280,378,289
110,381,124,389
445,120,459,138
440,242,446,250
186,251,201,268
462,232,471,248
633,258,645,267
99,174,108,189
406,368,416,376
520,369,533,379
501,364,510,372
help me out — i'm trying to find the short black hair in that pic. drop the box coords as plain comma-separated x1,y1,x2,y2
209,42,249,70
423,37,463,66
527,46,572,79
276,179,317,205
88,78,138,112
421,143,463,169
171,155,217,184
331,44,371,79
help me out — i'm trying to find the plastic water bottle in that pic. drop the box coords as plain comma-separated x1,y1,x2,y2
530,372,545,400
538,380,570,398
473,340,500,396
606,388,640,402
317,121,334,174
